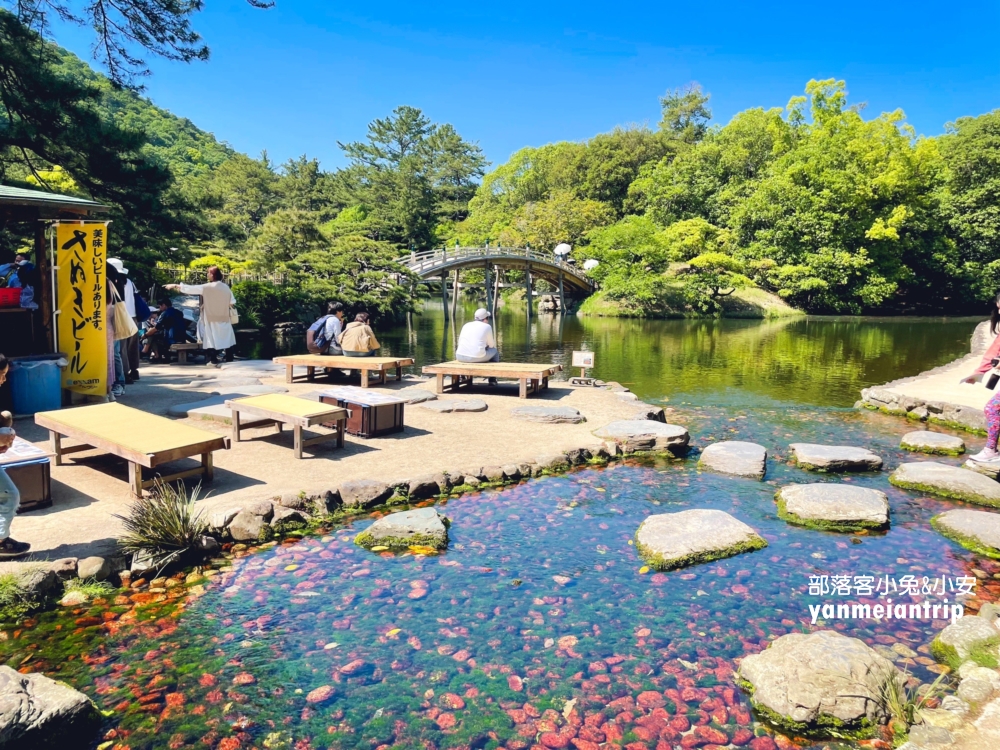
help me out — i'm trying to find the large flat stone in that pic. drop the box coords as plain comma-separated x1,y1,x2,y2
187,377,263,388
355,507,449,550
419,399,488,413
167,388,289,418
737,630,901,739
593,420,690,455
933,616,1000,663
932,509,1000,558
776,483,890,531
789,443,883,472
396,387,438,404
634,509,766,570
339,479,393,509
0,665,101,749
901,431,965,456
890,462,1000,507
698,441,767,479
509,405,585,424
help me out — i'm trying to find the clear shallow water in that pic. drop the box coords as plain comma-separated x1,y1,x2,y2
5,312,998,750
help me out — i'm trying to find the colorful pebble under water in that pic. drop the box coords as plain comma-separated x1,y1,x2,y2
3,316,998,750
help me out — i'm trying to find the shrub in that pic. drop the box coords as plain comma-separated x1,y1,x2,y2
114,481,209,571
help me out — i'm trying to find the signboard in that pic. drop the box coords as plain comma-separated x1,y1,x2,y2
572,350,595,368
56,222,108,395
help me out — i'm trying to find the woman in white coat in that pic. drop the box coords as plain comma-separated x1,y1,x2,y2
165,266,236,367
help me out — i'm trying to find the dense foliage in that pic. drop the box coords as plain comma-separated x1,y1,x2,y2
463,81,1000,315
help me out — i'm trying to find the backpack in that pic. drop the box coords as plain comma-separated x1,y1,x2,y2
306,315,332,354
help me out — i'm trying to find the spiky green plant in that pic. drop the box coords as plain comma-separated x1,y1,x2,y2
879,665,949,734
114,480,209,569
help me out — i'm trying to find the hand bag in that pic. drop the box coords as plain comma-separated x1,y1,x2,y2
110,286,138,340
229,306,240,325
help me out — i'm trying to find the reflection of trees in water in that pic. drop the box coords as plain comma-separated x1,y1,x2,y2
362,301,978,408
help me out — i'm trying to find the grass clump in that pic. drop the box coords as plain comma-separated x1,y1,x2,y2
0,572,39,622
64,578,116,598
115,480,209,572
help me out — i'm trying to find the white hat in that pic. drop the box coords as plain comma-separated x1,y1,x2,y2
474,308,490,321
108,258,128,275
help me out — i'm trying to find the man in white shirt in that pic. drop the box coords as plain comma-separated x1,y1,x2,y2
456,308,500,385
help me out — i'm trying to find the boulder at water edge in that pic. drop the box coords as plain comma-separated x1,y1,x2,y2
396,387,438,404
931,616,1000,668
634,509,766,570
355,507,449,550
789,443,883,472
592,420,690,455
932,508,1000,559
698,441,767,479
900,430,965,456
737,630,902,739
775,484,889,531
890,462,1000,507
0,666,101,749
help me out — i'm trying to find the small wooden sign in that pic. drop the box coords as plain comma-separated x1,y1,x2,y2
572,351,595,368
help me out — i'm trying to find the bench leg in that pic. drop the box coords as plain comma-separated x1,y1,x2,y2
307,366,315,382
51,432,62,466
436,373,444,394
130,462,143,498
232,410,241,443
337,419,345,449
178,350,188,365
293,425,303,459
543,376,549,390
519,378,528,398
396,364,403,381
361,369,369,388
202,452,214,482
285,364,294,383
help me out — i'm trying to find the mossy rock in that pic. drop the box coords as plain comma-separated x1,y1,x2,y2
774,485,889,533
354,507,449,551
931,509,1000,560
634,509,767,571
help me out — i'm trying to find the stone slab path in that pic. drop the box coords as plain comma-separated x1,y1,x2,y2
891,462,1000,507
789,443,883,472
10,362,657,559
776,483,889,530
901,430,966,455
698,441,767,479
634,509,766,570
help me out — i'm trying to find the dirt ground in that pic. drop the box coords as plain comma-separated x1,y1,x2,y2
9,360,658,560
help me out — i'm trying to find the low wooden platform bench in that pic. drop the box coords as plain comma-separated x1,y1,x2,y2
35,402,229,497
273,354,415,387
226,394,348,459
421,361,563,398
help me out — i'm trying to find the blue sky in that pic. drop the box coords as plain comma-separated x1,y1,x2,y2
51,0,1000,171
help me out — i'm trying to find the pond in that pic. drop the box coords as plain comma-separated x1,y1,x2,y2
4,309,995,750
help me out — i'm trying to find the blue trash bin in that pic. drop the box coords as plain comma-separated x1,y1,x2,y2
10,357,65,416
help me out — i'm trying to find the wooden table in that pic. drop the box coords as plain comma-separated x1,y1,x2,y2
0,438,56,512
421,361,563,398
226,394,348,459
34,402,229,497
273,354,415,387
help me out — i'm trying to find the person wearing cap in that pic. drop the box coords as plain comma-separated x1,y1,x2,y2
456,308,500,385
108,258,141,382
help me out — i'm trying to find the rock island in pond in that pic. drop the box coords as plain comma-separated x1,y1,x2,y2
354,507,450,551
634,509,766,570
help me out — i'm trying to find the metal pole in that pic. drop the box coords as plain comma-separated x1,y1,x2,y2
441,271,448,313
484,262,493,316
452,268,459,319
558,272,565,314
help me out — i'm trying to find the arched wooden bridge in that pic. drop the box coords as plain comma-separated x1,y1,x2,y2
396,246,594,314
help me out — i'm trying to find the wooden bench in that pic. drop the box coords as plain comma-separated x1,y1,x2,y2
273,354,415,388
421,361,563,398
35,403,229,497
226,394,348,459
169,342,200,364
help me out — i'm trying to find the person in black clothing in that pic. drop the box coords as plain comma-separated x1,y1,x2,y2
144,298,188,362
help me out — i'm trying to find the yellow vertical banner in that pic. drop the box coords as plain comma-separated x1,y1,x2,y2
56,222,108,395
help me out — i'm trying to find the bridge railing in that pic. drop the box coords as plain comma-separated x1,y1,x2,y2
395,246,592,285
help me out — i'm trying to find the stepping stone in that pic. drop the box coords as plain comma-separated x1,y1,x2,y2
187,377,263,389
698,441,767,479
737,630,901,740
775,484,889,531
420,399,487,413
354,507,450,550
509,405,585,424
789,443,883,472
634,509,766,570
890,462,1000,507
593,420,690,454
966,459,1000,479
932,509,1000,559
168,387,288,422
396,387,438,404
901,431,965,456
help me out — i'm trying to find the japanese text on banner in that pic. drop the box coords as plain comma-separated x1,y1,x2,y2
56,223,107,395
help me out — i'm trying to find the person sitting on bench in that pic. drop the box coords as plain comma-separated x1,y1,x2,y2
339,312,381,357
456,308,500,385
145,297,189,362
